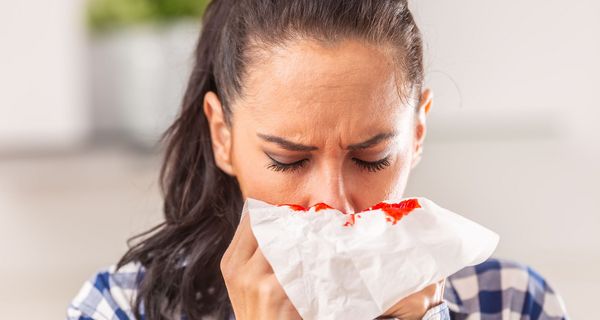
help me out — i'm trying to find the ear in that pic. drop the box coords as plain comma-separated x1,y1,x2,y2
411,89,433,170
203,91,236,176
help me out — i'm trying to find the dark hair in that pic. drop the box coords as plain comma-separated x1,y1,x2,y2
116,0,425,319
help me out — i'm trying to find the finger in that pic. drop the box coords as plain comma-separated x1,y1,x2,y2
278,300,303,320
379,280,441,318
423,279,444,302
249,273,294,319
226,211,259,270
222,206,250,264
271,275,302,320
434,278,446,303
247,246,274,274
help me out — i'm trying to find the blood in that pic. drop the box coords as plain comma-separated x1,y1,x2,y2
278,204,307,211
278,198,421,227
313,203,334,211
277,202,333,212
342,214,356,227
360,198,421,226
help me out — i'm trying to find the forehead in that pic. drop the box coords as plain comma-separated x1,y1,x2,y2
235,38,412,140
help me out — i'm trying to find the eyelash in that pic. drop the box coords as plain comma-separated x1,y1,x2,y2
353,156,392,173
266,155,392,173
266,158,309,173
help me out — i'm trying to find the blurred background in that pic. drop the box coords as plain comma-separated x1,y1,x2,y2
0,0,598,318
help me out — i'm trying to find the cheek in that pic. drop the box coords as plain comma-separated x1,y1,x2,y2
347,148,413,207
240,172,303,204
230,139,302,204
384,144,414,199
385,153,413,199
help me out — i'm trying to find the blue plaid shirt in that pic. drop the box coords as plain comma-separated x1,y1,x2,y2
66,257,569,320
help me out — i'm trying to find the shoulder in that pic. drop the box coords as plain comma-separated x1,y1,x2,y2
444,257,569,319
66,261,146,320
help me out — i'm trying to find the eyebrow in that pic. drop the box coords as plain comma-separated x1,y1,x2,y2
257,131,397,152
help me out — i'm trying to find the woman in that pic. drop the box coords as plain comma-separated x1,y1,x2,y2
67,0,569,319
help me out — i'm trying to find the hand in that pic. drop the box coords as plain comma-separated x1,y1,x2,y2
376,278,446,320
220,213,302,320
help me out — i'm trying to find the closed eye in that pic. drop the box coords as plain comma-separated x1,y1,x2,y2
265,154,391,173
265,156,309,173
352,156,392,172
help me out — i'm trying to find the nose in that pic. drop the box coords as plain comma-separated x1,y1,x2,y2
307,166,356,214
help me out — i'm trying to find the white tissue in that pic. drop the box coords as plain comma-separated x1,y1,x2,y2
243,196,499,320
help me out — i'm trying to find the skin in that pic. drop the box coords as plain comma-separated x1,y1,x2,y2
207,38,443,319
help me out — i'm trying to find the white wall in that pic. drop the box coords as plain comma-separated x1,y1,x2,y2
0,0,89,150
407,1,600,319
411,0,600,147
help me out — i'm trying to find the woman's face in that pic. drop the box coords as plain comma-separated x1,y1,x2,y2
204,38,431,213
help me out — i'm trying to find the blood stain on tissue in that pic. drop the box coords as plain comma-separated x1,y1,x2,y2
343,198,421,227
277,199,421,227
279,204,307,211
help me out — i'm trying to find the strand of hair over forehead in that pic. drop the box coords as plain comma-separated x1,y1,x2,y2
208,0,423,109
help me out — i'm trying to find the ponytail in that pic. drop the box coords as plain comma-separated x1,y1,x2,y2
117,0,242,319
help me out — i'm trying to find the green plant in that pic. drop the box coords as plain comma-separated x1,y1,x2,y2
88,0,210,31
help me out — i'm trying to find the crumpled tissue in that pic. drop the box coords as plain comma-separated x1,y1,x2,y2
242,196,499,320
